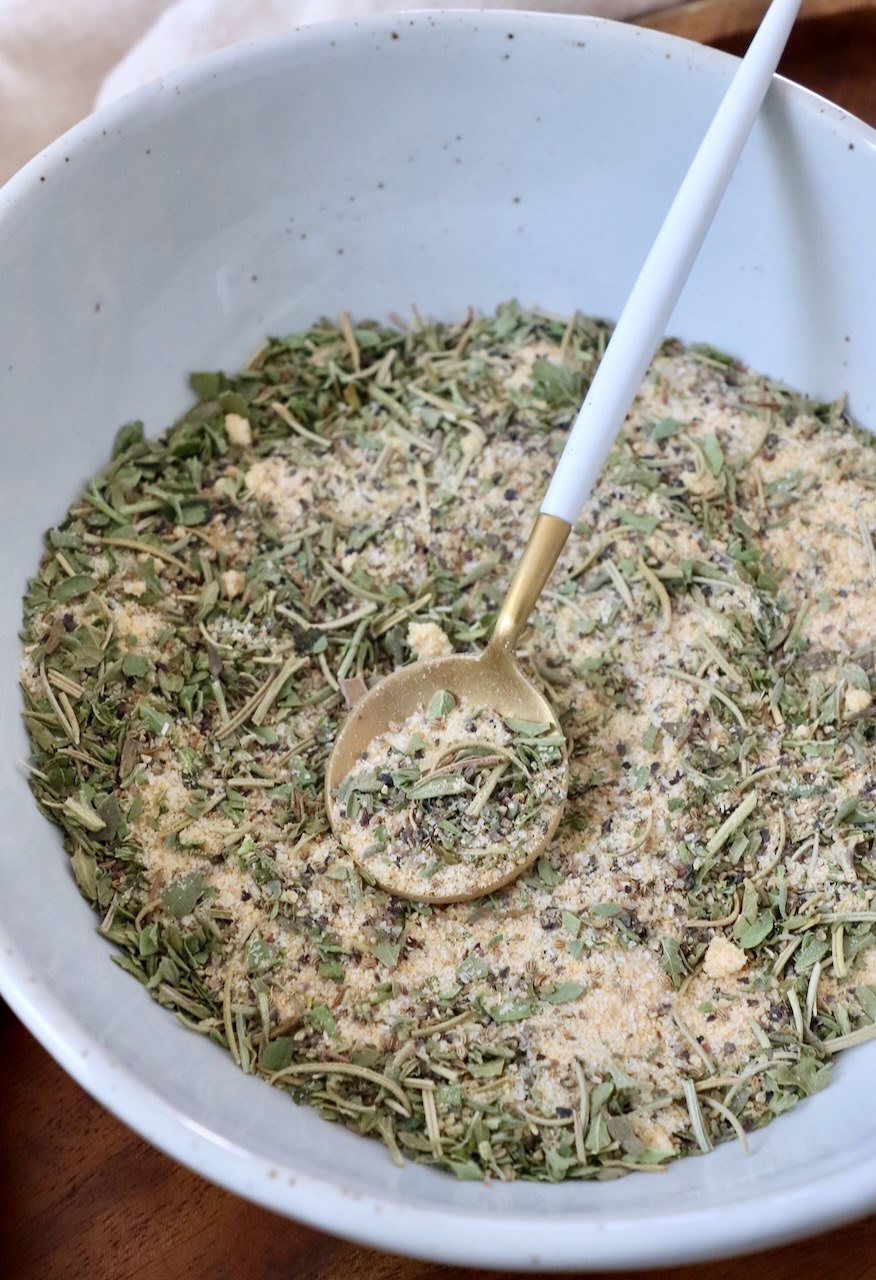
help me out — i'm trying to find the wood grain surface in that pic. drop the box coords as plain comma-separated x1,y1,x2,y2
2,1001,876,1279
639,0,876,44
4,10,876,1280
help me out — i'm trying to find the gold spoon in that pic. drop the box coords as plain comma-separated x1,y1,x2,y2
325,513,570,903
325,0,801,902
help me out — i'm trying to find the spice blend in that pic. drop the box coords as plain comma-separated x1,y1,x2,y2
20,303,876,1180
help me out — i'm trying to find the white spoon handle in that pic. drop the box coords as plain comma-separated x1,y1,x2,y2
540,0,801,525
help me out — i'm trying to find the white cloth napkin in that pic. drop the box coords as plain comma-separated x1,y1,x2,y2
0,0,177,183
0,0,681,186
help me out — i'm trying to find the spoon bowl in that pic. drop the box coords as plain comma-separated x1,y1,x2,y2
325,642,569,903
326,512,572,901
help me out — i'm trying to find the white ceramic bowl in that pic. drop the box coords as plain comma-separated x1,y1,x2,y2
2,11,876,1271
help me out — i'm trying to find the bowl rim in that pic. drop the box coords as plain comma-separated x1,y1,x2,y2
3,8,876,1271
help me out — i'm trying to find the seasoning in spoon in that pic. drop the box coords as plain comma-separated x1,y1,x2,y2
331,691,566,901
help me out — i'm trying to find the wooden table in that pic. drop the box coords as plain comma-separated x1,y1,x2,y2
4,9,876,1279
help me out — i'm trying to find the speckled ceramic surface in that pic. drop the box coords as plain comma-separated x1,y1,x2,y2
2,11,876,1270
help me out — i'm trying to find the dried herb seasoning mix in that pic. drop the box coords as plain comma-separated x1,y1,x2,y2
20,303,876,1181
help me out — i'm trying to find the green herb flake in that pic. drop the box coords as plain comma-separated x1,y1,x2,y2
488,999,537,1024
261,1037,296,1072
53,575,97,602
161,872,205,918
310,1004,340,1040
660,937,688,990
856,985,876,1024
701,433,725,476
122,653,149,679
537,855,563,887
541,981,585,1005
649,416,683,440
618,511,659,535
457,953,490,984
427,690,456,718
562,910,582,939
245,930,280,974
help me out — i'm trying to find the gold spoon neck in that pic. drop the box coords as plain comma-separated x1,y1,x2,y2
489,512,571,656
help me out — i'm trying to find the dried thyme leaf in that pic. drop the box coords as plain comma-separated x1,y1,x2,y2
310,1005,340,1040
856,985,876,1023
489,999,537,1024
427,690,456,718
162,872,205,918
458,953,490,983
701,433,725,477
260,1036,296,1072
660,938,688,990
53,575,97,602
112,421,145,457
541,982,585,1005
